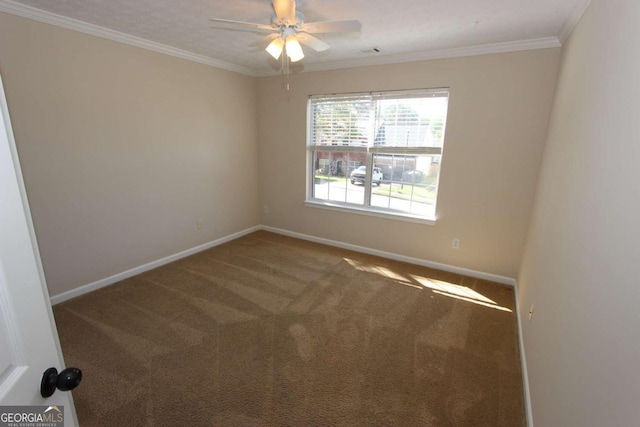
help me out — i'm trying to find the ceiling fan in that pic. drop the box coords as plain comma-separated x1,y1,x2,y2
209,0,362,64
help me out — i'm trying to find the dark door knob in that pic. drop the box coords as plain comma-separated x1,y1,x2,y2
40,367,82,398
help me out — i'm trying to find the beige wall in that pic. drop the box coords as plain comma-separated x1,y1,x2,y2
0,12,260,297
258,49,560,278
0,10,563,302
518,0,640,424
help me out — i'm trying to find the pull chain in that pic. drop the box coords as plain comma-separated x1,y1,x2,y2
281,43,290,91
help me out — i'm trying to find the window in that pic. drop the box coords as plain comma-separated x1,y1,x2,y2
306,89,449,222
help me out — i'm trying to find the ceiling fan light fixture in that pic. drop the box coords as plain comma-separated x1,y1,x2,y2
285,36,304,62
266,37,284,60
210,0,363,76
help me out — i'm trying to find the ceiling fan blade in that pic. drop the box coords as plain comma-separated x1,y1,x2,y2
301,19,362,34
209,18,273,31
272,0,296,24
296,33,330,52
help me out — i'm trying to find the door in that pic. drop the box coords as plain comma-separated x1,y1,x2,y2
0,74,79,426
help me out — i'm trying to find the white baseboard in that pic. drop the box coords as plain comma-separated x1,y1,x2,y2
51,223,517,298
514,283,534,427
49,226,261,305
261,225,529,425
50,223,528,423
260,226,517,287
49,223,528,417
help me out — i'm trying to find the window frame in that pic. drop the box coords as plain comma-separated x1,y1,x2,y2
305,88,449,224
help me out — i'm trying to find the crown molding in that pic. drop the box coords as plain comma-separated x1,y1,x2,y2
256,36,562,77
0,0,569,79
0,0,258,77
558,0,593,43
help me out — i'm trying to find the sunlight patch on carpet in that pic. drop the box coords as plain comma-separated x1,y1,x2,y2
412,275,512,312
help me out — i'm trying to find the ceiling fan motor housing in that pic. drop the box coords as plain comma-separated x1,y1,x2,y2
271,11,305,29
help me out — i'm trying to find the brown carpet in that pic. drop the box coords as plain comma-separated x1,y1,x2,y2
53,230,526,426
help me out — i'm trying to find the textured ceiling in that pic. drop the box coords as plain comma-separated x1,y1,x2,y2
2,0,589,75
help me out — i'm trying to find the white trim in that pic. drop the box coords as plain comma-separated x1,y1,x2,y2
49,226,261,305
305,200,436,225
261,225,517,287
0,0,257,77
263,225,527,414
48,221,525,419
50,222,518,305
0,0,562,78
513,282,534,427
256,37,562,77
0,74,27,366
0,366,27,403
558,0,593,43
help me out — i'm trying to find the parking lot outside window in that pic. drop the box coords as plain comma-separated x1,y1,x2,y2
306,89,449,223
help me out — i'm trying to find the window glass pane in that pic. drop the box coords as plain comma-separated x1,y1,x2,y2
370,154,440,217
373,96,448,148
307,89,448,221
310,98,371,147
312,151,365,205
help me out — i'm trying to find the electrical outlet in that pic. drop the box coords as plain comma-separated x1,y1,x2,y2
452,238,461,249
263,205,269,214
196,220,204,230
528,304,535,321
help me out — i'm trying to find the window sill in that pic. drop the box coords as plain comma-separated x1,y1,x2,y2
304,200,436,225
